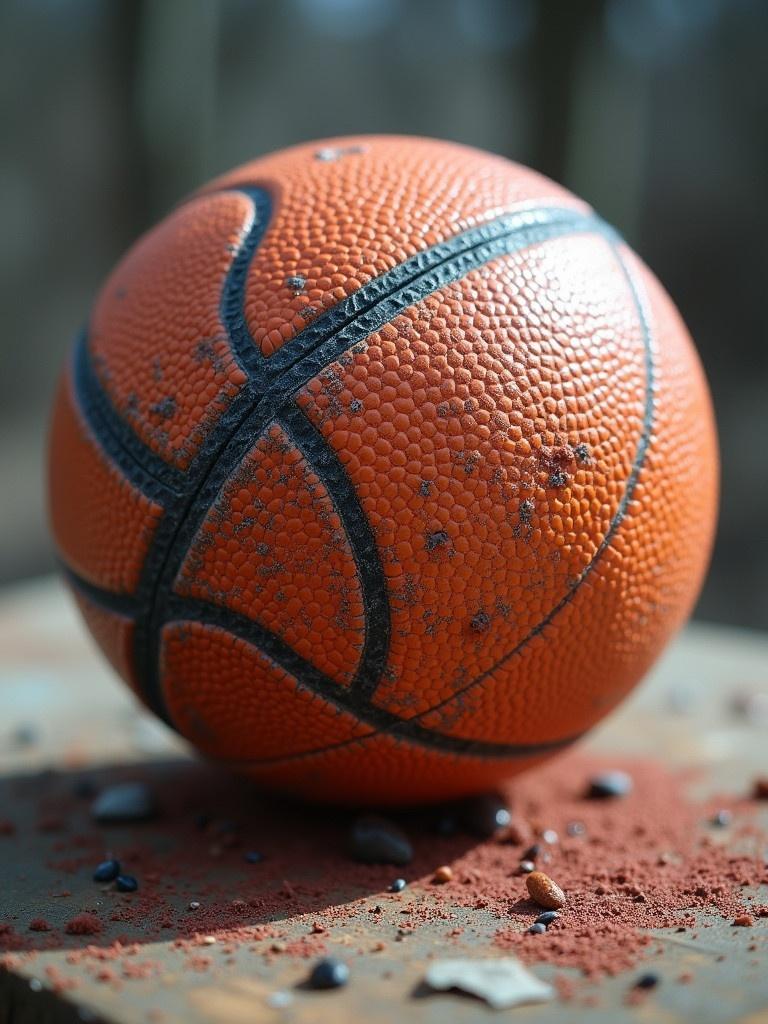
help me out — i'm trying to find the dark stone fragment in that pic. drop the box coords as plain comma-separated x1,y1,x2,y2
308,957,349,990
535,911,559,926
587,771,633,799
634,973,659,990
527,923,547,934
93,859,120,883
244,850,264,864
91,783,156,823
389,878,407,893
115,875,138,893
523,844,542,861
348,815,413,865
457,794,511,837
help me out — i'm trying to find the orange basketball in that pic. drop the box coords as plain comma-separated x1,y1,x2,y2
47,136,718,804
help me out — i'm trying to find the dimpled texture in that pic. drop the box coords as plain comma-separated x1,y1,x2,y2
47,135,718,804
90,192,251,469
175,423,365,686
162,622,370,761
48,372,163,593
206,137,587,358
72,591,140,697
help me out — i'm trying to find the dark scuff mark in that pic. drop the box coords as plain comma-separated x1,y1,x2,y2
426,530,450,552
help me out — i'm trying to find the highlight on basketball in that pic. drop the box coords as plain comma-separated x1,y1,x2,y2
8,4,768,1017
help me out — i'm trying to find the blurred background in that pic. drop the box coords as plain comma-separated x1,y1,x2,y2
1,0,766,627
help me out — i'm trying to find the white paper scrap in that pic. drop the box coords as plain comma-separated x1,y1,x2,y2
424,957,555,1010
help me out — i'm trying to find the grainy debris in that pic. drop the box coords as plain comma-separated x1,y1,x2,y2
424,957,554,1009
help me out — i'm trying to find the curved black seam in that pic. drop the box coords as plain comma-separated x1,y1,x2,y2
72,333,184,501
177,237,657,765
218,187,272,378
278,402,390,698
69,220,653,761
162,593,580,759
378,239,656,733
62,564,140,616
137,208,612,721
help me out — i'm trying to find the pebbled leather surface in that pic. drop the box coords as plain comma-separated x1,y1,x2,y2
47,136,718,803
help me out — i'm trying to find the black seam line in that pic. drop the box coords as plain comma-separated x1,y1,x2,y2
278,402,390,699
166,238,656,770
62,564,140,617
163,593,580,759
138,207,613,721
218,186,272,378
72,333,184,501
367,238,657,735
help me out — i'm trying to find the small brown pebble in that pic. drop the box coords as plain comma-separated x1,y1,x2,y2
29,918,51,932
677,972,693,984
433,865,453,884
733,914,754,927
526,870,567,910
752,778,768,800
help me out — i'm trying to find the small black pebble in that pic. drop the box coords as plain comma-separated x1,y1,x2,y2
389,878,407,893
348,815,413,865
244,850,264,864
519,859,536,873
634,973,659,990
308,957,349,990
711,809,732,828
587,771,633,799
522,843,542,861
93,859,120,883
91,782,156,823
115,875,138,893
535,911,560,926
528,923,547,934
566,820,586,836
458,793,511,838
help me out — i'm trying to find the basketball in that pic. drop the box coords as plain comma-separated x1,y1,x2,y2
47,136,717,804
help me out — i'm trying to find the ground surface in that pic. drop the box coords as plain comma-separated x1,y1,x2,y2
0,576,767,1023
